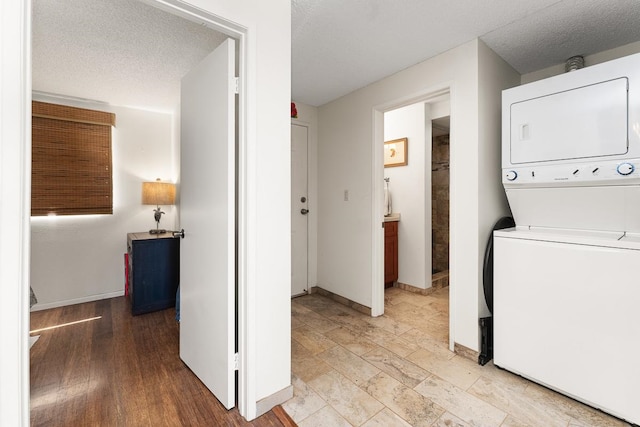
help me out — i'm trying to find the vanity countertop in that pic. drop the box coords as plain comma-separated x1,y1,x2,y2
384,212,401,222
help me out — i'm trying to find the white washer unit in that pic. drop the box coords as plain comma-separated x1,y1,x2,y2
494,52,640,425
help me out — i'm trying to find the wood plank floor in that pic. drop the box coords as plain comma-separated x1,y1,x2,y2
30,296,293,427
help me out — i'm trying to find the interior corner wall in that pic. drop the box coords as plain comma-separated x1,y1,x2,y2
521,40,640,84
292,101,319,288
30,96,177,310
477,41,520,322
317,39,483,350
384,103,428,289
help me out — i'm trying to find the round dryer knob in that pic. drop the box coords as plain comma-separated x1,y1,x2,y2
617,162,635,176
505,170,518,181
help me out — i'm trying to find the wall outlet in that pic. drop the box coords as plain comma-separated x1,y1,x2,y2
344,190,349,201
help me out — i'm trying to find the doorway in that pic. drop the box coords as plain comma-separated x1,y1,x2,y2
4,0,303,421
382,97,450,292
373,88,453,349
25,0,251,420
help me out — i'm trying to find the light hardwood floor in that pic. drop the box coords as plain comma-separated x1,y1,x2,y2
30,297,294,427
283,287,631,427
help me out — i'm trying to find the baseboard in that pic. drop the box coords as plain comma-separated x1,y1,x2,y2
395,282,437,295
454,342,479,362
255,385,294,418
396,270,449,295
310,286,371,316
30,290,125,311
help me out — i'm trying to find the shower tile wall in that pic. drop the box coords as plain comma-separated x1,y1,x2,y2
432,134,449,274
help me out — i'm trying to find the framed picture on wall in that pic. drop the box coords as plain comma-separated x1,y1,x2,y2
384,137,408,167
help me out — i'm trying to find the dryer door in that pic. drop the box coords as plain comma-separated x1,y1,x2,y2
510,77,628,164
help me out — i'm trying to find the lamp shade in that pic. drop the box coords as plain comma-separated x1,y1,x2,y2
142,181,176,205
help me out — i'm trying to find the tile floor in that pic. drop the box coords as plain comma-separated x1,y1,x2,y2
283,287,630,427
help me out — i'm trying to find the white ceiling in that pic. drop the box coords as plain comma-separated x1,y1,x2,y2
33,0,640,111
32,0,227,112
293,0,640,106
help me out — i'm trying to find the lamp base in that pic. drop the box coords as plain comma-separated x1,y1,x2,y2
149,229,167,234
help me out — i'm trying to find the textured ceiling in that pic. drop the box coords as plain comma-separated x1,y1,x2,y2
481,0,640,75
292,0,640,106
32,0,226,112
33,0,640,111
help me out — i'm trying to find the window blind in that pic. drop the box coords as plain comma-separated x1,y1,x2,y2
31,101,116,216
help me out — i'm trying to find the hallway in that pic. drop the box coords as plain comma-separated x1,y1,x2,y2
283,287,628,427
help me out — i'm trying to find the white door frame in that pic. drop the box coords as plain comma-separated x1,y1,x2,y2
147,3,256,417
371,84,455,351
0,1,31,424
0,0,256,422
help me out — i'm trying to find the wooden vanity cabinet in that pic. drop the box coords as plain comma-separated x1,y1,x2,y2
384,221,398,287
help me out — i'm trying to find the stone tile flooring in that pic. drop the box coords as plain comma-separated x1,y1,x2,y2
283,287,630,427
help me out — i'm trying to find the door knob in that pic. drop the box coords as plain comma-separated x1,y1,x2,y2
300,209,309,215
173,229,185,239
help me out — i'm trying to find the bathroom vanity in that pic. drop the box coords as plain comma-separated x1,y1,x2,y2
384,214,400,286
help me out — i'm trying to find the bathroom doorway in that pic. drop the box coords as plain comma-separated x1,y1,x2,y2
382,96,450,294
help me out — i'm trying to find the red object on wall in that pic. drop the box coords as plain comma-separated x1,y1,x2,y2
291,102,298,118
124,253,129,296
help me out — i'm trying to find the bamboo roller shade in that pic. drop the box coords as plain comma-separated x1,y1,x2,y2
32,101,116,216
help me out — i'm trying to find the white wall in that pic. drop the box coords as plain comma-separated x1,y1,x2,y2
292,101,318,288
477,41,520,318
30,96,177,310
0,0,291,423
318,39,480,345
384,103,428,289
317,39,519,352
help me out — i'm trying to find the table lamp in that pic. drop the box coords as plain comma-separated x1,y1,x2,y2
142,179,176,234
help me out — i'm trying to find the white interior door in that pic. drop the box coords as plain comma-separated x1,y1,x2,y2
179,38,236,409
291,123,308,296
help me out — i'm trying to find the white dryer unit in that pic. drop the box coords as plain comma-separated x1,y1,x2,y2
494,52,640,425
501,52,640,232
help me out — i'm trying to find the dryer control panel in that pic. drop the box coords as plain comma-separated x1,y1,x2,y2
503,158,640,188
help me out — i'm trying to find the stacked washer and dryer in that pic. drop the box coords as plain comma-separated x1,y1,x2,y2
494,52,640,425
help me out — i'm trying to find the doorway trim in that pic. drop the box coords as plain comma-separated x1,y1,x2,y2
0,0,256,422
0,0,32,423
371,83,455,351
149,1,254,418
